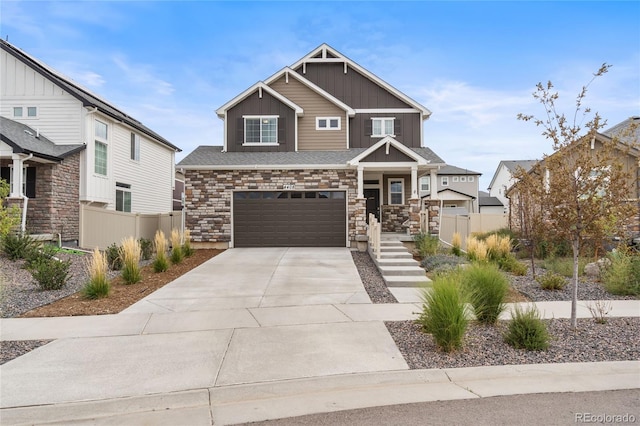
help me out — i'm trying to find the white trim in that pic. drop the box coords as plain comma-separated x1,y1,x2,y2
348,136,428,165
243,116,279,145
452,176,459,182
216,82,303,117
180,164,350,171
371,117,395,138
290,43,431,117
355,108,418,113
316,116,341,130
441,176,449,186
388,177,404,205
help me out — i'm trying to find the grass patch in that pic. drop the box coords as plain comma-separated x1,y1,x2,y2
413,232,439,258
536,271,567,290
461,262,509,325
120,237,142,284
602,249,640,296
83,248,110,299
170,228,184,264
540,257,587,278
153,230,170,273
504,305,549,351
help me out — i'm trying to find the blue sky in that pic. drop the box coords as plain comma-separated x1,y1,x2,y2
2,1,639,190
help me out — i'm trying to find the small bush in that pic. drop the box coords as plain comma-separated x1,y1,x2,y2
120,237,142,284
1,233,38,260
105,243,122,270
498,255,528,276
421,254,468,274
153,230,169,273
451,232,462,257
83,248,110,299
602,250,640,296
170,228,184,264
460,263,509,325
139,238,153,261
466,236,488,262
540,257,586,278
413,232,440,258
28,256,71,290
536,271,567,290
417,274,468,352
504,305,549,351
182,229,194,257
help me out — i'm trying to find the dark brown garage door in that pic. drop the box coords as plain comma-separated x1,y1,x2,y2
233,191,346,247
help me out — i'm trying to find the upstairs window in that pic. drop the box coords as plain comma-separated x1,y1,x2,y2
244,116,278,144
371,117,395,137
460,176,467,182
441,176,449,187
27,107,37,117
115,182,131,212
94,120,108,176
419,176,430,192
316,117,341,130
130,133,140,161
13,107,37,118
13,107,23,117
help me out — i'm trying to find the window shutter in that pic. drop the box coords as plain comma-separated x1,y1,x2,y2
278,117,286,144
394,119,402,137
236,118,244,145
26,167,36,198
364,119,372,136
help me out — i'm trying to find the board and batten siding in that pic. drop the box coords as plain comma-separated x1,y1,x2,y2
111,125,174,213
269,76,347,151
350,112,421,148
1,49,84,144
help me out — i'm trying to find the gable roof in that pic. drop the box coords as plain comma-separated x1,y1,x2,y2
436,188,476,200
0,116,85,161
437,165,481,175
263,67,355,116
487,160,537,191
348,136,437,165
178,144,444,170
0,39,180,152
215,82,304,118
290,44,431,117
602,116,640,145
478,190,504,207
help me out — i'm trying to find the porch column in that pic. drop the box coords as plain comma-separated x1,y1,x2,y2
10,154,24,198
430,168,438,200
357,165,364,198
410,165,418,198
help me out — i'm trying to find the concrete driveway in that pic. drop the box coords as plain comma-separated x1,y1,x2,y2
1,247,408,409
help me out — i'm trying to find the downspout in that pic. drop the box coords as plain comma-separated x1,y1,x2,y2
20,153,34,234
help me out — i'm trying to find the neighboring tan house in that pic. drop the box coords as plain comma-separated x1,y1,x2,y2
419,165,481,214
179,44,447,248
0,39,181,245
506,117,640,239
487,160,536,210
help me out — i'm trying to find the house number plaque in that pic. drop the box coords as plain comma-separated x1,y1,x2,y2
283,184,296,190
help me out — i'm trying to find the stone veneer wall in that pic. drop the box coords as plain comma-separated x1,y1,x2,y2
185,169,364,246
26,153,81,243
381,204,409,233
424,199,440,235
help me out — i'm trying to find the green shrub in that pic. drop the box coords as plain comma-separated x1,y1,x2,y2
460,263,509,325
421,254,468,274
1,233,38,260
28,257,71,290
417,274,468,352
120,237,142,285
139,238,153,261
170,229,184,264
498,255,528,276
504,305,549,351
602,250,640,296
182,229,194,257
83,248,110,299
536,271,567,290
153,230,170,273
413,232,439,258
540,257,586,278
105,243,123,270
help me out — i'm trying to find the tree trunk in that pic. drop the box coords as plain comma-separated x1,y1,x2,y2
571,238,580,329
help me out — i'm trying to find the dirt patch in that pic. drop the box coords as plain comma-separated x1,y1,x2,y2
19,249,222,317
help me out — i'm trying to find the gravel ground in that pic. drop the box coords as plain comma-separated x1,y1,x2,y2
351,251,397,303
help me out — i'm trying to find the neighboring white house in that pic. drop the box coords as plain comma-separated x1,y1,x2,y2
487,160,537,210
420,165,481,214
0,39,180,244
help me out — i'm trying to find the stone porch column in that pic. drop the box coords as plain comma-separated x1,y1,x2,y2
408,198,421,236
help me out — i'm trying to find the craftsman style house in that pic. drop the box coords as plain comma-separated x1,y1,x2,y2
179,44,447,248
0,40,180,244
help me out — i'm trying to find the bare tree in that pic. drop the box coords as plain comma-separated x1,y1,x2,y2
516,64,638,329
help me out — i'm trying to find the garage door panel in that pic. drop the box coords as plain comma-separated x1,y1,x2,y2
234,191,346,247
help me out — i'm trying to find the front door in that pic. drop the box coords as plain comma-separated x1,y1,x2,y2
364,188,380,223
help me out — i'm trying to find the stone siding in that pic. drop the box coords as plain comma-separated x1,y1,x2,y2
381,204,409,233
185,169,364,245
424,199,440,235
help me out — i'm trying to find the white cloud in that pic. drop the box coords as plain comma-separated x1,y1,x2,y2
112,55,175,96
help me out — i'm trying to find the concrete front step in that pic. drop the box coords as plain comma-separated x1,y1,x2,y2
379,266,427,276
380,240,405,246
375,258,421,267
378,252,414,259
379,247,409,253
384,275,432,288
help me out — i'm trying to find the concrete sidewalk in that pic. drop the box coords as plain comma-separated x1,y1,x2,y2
1,247,639,425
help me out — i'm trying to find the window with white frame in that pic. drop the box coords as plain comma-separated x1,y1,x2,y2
115,182,131,212
13,107,23,117
468,176,474,182
388,178,404,205
94,120,108,176
460,176,467,182
371,117,394,137
452,176,459,182
441,176,449,186
316,117,340,130
27,107,37,117
12,107,37,118
130,133,140,161
244,116,278,144
419,176,430,192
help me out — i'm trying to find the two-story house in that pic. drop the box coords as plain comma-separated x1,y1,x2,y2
179,44,447,248
487,160,536,211
0,40,181,245
419,165,481,214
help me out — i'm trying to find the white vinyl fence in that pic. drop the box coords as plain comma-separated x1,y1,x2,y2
79,205,183,250
440,213,508,249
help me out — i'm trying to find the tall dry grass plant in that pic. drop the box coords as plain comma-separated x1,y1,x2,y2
153,230,169,273
182,229,194,257
83,248,110,299
451,232,462,256
170,228,184,264
466,236,488,262
120,236,142,284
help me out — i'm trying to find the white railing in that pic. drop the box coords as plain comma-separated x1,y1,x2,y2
367,213,381,260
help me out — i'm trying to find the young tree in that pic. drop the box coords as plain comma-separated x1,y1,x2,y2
517,64,638,329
